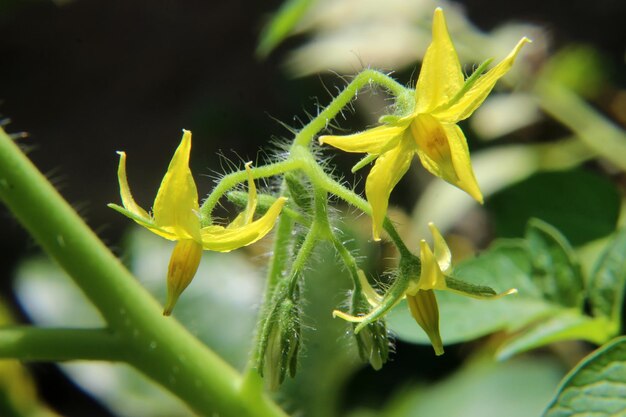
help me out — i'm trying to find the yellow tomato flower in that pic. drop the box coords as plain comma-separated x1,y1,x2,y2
109,130,287,315
319,8,530,240
334,222,516,355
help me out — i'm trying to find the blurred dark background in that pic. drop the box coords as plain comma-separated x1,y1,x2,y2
0,0,624,415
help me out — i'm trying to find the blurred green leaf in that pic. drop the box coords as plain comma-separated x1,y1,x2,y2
497,311,613,360
588,227,626,331
525,218,583,308
372,355,564,417
540,45,608,99
543,336,626,417
257,0,313,58
488,169,620,246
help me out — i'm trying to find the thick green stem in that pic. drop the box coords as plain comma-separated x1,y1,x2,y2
0,129,287,417
0,327,123,361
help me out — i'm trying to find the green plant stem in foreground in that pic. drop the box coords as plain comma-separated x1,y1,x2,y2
0,128,287,417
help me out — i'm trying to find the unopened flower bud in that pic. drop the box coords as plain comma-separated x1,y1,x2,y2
259,297,301,390
351,284,390,370
163,239,203,316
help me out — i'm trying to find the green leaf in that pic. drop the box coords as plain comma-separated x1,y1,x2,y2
373,355,565,417
387,241,556,345
588,227,626,330
543,336,626,417
525,218,584,308
256,0,313,58
488,169,620,246
497,311,614,360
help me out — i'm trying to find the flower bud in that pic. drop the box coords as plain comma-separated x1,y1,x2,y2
351,286,390,370
259,296,301,390
163,239,203,316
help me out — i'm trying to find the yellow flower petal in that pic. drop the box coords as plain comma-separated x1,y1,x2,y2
116,151,150,220
228,162,258,229
429,222,452,272
415,240,447,291
319,124,405,155
200,197,287,251
414,8,464,113
108,203,178,241
153,130,201,241
407,290,444,355
365,136,415,241
163,239,203,316
435,37,531,123
412,116,483,203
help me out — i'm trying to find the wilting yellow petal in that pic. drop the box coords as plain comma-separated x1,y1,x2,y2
414,8,464,114
163,239,203,316
229,162,258,229
332,309,367,323
116,151,150,220
443,124,483,203
429,222,452,272
406,290,444,355
319,124,405,155
200,197,287,251
435,37,531,123
365,136,415,241
153,130,201,241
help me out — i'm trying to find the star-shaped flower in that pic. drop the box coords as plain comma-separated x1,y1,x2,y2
319,8,530,240
109,130,286,315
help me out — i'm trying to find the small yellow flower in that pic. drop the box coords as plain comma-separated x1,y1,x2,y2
109,130,287,315
319,8,530,240
333,222,516,355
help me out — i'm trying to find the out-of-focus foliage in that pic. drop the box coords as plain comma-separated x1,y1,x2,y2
544,337,626,417
349,354,565,417
388,219,626,359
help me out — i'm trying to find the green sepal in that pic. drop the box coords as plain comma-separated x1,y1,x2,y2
444,276,498,298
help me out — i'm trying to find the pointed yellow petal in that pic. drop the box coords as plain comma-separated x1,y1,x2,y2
428,222,452,272
365,136,415,241
414,8,464,113
319,124,405,155
416,240,447,291
332,309,367,323
153,130,201,241
200,197,287,252
116,151,150,220
406,291,444,355
435,37,531,122
163,239,203,316
357,270,383,307
411,116,483,203
228,162,258,229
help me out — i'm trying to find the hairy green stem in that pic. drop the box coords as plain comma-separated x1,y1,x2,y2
200,158,302,224
294,69,408,147
0,129,287,417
